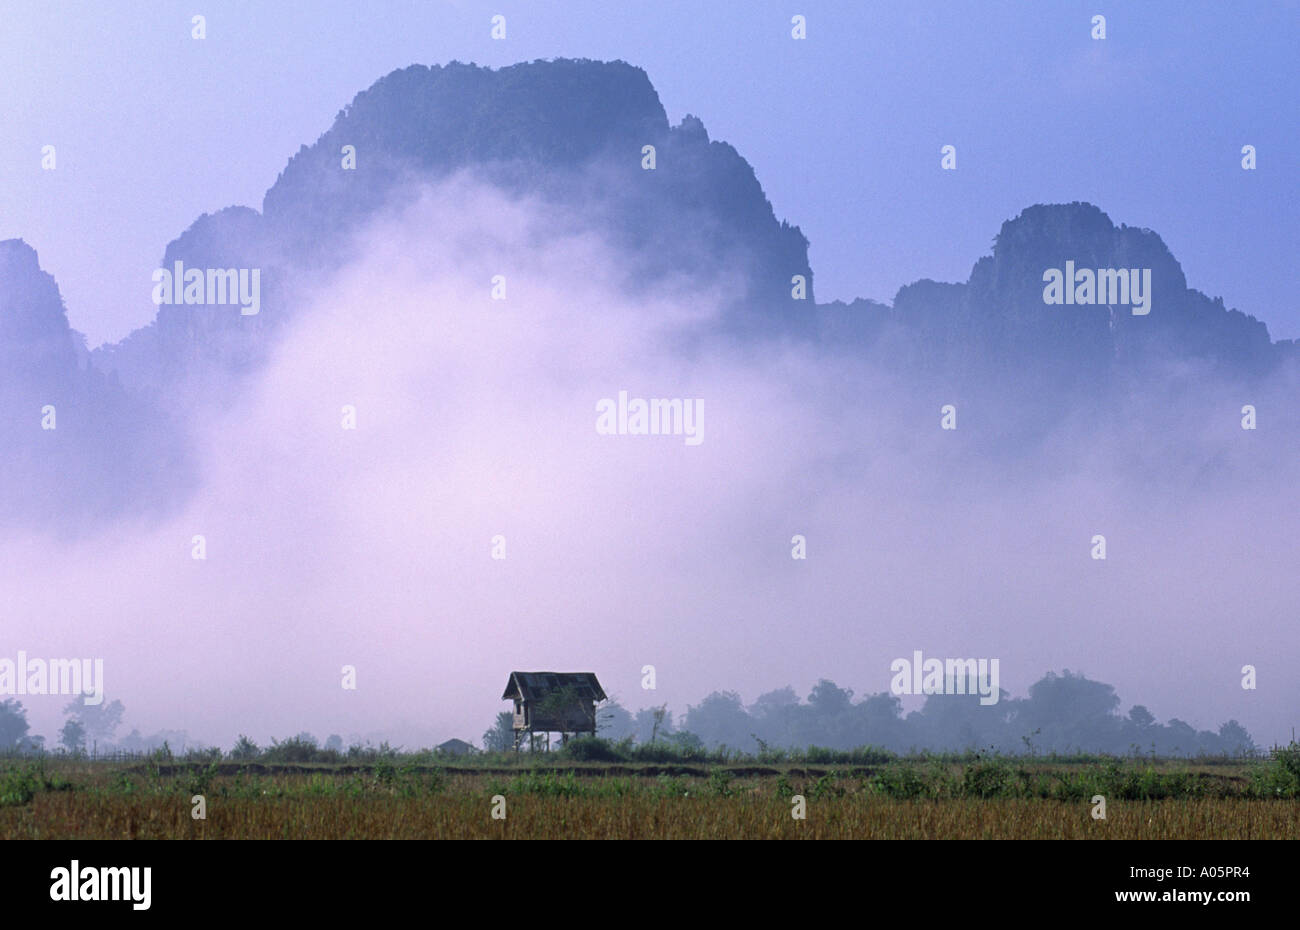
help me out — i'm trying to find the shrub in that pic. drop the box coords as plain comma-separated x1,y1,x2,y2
654,774,688,798
1275,742,1300,780
774,773,795,798
262,736,322,764
871,762,930,799
1249,742,1300,798
182,762,219,797
509,770,585,798
809,771,846,800
561,736,627,762
182,746,223,764
229,735,259,761
0,761,70,807
961,758,1017,798
804,745,894,765
0,767,37,807
707,768,734,797
628,740,709,763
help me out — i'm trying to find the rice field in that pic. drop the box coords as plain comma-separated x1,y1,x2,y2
2,754,1297,839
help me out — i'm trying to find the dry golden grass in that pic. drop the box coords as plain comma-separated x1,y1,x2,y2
4,793,1296,840
3,758,1296,839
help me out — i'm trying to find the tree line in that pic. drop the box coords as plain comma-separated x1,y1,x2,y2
483,670,1258,757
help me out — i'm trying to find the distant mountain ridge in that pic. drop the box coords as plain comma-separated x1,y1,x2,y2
816,202,1290,381
92,59,817,396
1,58,1295,527
0,240,186,531
80,58,1297,395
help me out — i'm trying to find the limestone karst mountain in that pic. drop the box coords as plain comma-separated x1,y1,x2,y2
1,59,1295,528
0,239,188,531
93,59,816,398
816,202,1287,382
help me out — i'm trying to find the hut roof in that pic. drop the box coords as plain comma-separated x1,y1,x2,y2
501,671,606,703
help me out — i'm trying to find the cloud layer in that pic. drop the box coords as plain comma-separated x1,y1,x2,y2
4,175,1294,749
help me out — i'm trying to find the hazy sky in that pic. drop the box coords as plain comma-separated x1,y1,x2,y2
4,176,1296,749
1,2,1296,751
2,0,1296,348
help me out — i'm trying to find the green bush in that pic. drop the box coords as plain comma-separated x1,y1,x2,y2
961,758,1018,798
707,768,734,797
628,740,709,763
182,762,219,797
509,770,586,798
261,736,344,764
0,761,70,807
561,736,627,762
182,746,222,765
0,767,37,807
1274,742,1300,780
808,770,846,799
871,762,930,799
774,773,795,798
1249,742,1300,798
803,745,895,765
654,774,688,798
229,735,259,761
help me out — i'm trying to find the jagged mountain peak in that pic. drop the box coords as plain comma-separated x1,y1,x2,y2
0,238,80,381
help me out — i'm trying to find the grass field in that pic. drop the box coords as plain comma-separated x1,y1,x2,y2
3,748,1298,839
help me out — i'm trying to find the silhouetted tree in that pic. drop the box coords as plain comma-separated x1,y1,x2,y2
1218,720,1255,755
912,691,1014,752
596,699,635,741
229,735,259,760
683,691,751,749
0,699,30,749
482,711,515,752
62,697,124,747
59,718,86,753
634,705,674,744
1013,671,1123,753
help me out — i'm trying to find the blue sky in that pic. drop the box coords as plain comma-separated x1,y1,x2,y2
2,0,1296,346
